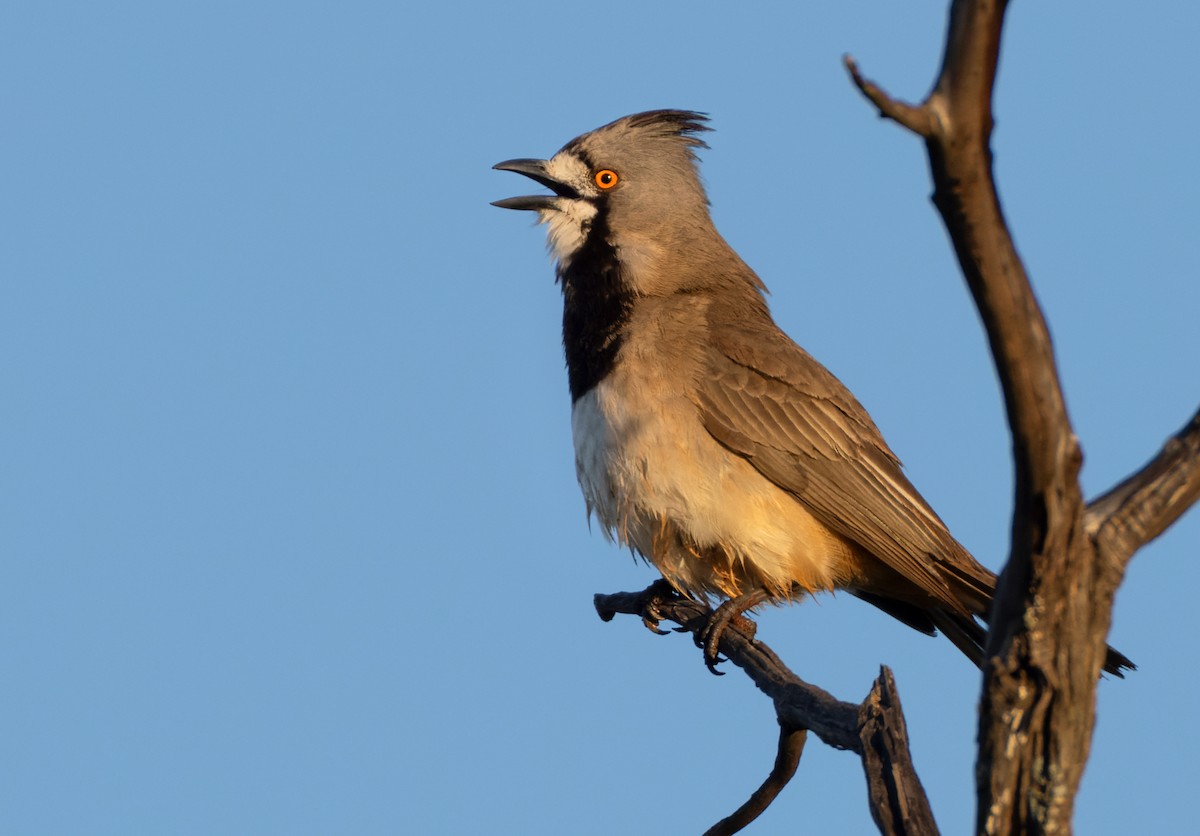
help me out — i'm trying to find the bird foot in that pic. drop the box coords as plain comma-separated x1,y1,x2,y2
699,589,771,675
635,578,682,636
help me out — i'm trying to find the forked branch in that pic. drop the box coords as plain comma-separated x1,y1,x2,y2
846,1,1199,833
596,584,939,836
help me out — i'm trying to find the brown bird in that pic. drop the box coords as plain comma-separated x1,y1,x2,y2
493,110,1133,676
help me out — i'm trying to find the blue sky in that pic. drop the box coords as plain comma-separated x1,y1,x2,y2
3,2,1197,833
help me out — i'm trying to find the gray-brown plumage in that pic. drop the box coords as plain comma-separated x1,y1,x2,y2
493,110,1132,676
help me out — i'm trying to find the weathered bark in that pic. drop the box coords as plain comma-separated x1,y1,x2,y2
846,2,1200,833
858,669,939,836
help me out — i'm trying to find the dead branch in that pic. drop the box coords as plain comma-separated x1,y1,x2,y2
703,724,808,836
858,669,939,836
1086,406,1200,564
847,1,1199,833
596,584,939,835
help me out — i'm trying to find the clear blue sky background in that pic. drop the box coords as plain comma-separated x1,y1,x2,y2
3,2,1197,834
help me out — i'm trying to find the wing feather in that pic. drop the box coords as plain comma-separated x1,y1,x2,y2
697,313,994,614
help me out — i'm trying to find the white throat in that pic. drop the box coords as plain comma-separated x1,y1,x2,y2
536,153,599,269
540,199,598,268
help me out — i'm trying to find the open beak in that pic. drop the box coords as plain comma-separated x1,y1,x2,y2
492,159,578,211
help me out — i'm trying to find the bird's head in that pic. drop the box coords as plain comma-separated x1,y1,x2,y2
493,110,715,275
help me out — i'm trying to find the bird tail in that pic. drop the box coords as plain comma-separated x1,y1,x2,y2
929,609,1135,678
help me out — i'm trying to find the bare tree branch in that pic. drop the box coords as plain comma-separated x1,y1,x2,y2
1087,406,1200,563
844,56,934,136
595,585,861,750
703,724,808,836
596,584,939,835
843,0,1200,832
858,668,940,836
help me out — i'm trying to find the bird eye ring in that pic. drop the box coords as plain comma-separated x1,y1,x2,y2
594,169,619,190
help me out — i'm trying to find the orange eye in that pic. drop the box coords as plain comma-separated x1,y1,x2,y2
594,169,619,190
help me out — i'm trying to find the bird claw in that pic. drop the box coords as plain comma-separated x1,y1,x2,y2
700,619,733,674
698,590,768,675
641,614,671,636
637,578,680,636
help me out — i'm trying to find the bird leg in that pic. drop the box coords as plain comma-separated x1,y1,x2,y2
701,588,771,675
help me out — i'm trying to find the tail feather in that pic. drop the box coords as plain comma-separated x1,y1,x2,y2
930,550,1136,677
852,589,1135,677
932,609,1135,678
928,610,987,669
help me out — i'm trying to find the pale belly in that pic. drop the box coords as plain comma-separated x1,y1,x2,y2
570,377,856,601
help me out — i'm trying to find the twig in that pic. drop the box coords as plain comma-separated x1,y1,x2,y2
843,55,935,137
703,724,808,836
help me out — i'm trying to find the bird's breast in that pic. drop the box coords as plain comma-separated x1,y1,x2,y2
570,359,855,601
